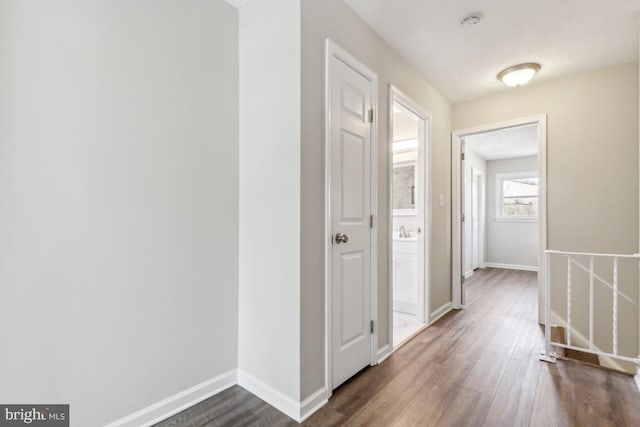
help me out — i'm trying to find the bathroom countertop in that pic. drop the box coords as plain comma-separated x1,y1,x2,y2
392,236,418,242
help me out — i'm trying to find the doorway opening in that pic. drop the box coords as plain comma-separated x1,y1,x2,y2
389,87,430,349
451,116,547,321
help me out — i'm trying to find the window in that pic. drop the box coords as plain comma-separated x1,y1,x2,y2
496,171,538,220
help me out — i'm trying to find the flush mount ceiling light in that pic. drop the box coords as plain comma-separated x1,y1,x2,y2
497,63,541,87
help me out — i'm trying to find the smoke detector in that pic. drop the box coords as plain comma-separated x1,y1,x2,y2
460,15,481,32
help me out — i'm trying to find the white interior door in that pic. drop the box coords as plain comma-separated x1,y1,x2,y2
329,54,373,389
472,173,480,269
416,113,427,323
460,141,466,305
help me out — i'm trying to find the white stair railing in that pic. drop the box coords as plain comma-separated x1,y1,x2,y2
540,249,640,366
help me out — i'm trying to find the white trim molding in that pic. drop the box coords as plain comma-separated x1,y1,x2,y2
237,370,300,421
105,369,329,426
104,370,237,427
238,370,328,423
429,302,453,323
484,263,538,272
387,84,433,353
299,387,329,423
376,344,392,364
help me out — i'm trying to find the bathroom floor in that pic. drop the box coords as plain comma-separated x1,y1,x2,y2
393,311,424,347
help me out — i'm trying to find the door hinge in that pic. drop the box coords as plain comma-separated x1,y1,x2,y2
370,214,374,229
461,275,466,284
370,320,375,334
461,152,465,161
367,109,374,123
461,213,465,222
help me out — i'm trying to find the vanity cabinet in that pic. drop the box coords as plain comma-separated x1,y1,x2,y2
392,238,418,315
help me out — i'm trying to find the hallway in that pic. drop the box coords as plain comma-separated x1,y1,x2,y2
157,268,640,426
308,268,640,426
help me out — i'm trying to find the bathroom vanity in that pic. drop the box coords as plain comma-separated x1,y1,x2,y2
392,235,418,315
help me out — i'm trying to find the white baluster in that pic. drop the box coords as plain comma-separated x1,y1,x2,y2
613,257,618,355
540,251,556,363
589,256,594,351
544,252,552,358
567,256,572,346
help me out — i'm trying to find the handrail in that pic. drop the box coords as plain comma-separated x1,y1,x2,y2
544,249,640,259
540,249,640,366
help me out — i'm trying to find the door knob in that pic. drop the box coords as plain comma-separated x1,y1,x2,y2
335,233,349,244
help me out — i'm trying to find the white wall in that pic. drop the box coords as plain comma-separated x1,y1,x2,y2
237,0,301,404
0,1,239,425
454,62,639,369
485,156,538,268
463,149,486,275
300,0,453,399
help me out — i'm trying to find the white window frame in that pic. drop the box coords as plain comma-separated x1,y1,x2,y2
495,171,539,222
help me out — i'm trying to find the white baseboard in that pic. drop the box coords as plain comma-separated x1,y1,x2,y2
237,370,302,422
299,387,328,423
104,368,329,426
237,370,328,422
104,369,237,427
376,344,392,364
484,262,538,272
464,270,474,279
430,302,452,323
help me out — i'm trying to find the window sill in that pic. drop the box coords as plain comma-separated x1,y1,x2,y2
494,217,538,223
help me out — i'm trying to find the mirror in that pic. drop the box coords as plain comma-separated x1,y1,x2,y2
393,163,416,210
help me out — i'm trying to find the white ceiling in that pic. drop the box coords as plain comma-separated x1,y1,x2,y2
464,124,537,160
344,0,640,103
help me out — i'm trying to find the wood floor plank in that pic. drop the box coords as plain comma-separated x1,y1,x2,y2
156,268,640,427
300,407,345,427
529,363,577,427
464,347,510,397
323,338,433,415
432,387,492,427
483,353,541,427
155,386,272,427
387,355,479,427
342,345,448,426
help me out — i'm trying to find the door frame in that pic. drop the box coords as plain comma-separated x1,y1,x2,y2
388,85,432,349
324,39,378,395
469,168,485,272
451,115,547,322
476,168,486,270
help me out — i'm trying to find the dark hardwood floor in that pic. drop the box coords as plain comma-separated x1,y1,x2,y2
156,268,640,427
